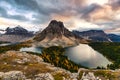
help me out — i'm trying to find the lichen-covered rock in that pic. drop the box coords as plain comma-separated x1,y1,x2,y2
0,71,26,80
0,72,4,78
81,72,101,80
0,51,43,64
35,73,54,80
69,73,78,80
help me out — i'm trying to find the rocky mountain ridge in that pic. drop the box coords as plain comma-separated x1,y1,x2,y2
73,30,112,42
5,25,34,36
33,20,87,47
0,26,34,42
108,34,120,42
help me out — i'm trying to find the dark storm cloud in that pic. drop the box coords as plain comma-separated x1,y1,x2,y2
0,0,88,25
0,7,7,17
13,0,52,15
0,0,119,23
110,0,120,10
0,0,42,24
80,4,102,21
0,6,28,21
79,0,120,22
0,0,120,34
14,0,39,10
0,0,31,21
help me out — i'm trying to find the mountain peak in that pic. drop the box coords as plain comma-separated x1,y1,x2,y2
40,20,67,37
5,26,34,36
33,20,87,47
47,20,64,31
48,20,64,28
5,26,28,35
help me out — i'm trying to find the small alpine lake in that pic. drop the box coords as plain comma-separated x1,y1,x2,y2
20,44,111,68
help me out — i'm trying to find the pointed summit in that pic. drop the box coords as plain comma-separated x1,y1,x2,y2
44,20,66,36
33,20,87,47
48,20,64,28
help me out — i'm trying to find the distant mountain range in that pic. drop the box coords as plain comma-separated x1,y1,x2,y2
33,20,87,47
5,26,33,36
0,20,120,43
72,30,120,42
0,26,34,42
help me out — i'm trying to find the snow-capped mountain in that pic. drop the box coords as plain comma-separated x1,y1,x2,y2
0,26,34,42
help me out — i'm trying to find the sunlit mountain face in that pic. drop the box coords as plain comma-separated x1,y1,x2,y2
0,0,120,34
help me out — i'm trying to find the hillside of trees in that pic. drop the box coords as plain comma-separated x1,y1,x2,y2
89,42,120,70
41,46,86,72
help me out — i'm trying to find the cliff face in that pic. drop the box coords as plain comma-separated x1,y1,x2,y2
33,20,86,47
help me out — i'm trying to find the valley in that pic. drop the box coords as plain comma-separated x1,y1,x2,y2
1,0,120,79
0,42,119,80
0,20,120,80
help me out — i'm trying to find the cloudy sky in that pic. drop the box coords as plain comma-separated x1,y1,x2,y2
0,0,120,34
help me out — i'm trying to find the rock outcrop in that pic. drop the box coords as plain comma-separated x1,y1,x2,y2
35,73,54,80
0,51,43,64
0,71,26,80
0,51,119,80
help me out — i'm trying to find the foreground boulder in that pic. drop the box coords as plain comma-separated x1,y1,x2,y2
0,71,26,80
0,51,119,80
35,73,54,80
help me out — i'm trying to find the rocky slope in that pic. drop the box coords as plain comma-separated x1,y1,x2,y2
0,51,83,80
73,30,112,42
33,20,87,47
0,51,119,80
0,26,34,42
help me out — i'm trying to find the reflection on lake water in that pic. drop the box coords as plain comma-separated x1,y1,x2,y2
19,44,111,68
20,47,42,54
65,44,111,68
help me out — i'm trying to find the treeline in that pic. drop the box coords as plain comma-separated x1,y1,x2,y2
0,41,10,44
41,46,86,72
89,42,120,70
0,42,31,53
